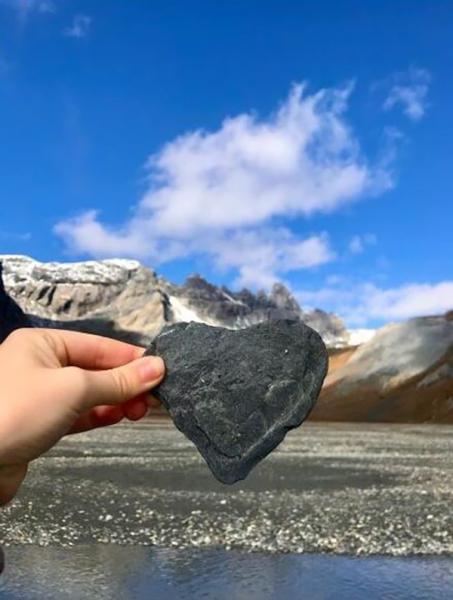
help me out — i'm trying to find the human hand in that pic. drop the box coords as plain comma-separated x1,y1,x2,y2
0,328,165,505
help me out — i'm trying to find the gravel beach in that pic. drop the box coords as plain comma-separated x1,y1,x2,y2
1,420,452,555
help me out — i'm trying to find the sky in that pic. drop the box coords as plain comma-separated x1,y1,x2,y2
0,1,452,327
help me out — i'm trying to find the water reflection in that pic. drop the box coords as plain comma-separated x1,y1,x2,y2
1,546,453,600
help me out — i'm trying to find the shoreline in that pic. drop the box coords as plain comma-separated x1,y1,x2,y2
2,542,453,558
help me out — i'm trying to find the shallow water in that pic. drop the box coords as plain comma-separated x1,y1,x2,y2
1,546,453,600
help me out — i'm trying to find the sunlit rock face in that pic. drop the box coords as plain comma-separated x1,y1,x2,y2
0,255,350,348
0,255,168,344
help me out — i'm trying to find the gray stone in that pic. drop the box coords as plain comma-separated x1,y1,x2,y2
145,320,328,484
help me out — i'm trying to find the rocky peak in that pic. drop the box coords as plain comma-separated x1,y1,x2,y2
233,288,271,310
269,283,300,312
164,272,350,345
183,274,220,296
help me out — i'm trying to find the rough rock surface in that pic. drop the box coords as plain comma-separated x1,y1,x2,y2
145,320,328,483
0,262,30,343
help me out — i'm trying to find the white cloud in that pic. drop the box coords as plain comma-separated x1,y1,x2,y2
55,214,335,289
55,210,148,257
209,229,335,289
298,280,453,326
383,68,431,121
56,82,393,288
348,233,377,255
63,14,92,38
364,282,453,320
137,82,388,237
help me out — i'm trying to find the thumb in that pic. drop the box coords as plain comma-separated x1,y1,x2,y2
80,355,165,409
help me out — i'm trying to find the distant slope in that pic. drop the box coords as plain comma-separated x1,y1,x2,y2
312,314,453,423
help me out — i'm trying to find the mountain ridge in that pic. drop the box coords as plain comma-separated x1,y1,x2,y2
0,255,353,347
1,255,451,423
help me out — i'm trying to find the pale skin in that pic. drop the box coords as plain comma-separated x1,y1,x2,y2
0,328,165,506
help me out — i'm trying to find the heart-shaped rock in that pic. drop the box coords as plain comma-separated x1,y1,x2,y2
145,319,328,484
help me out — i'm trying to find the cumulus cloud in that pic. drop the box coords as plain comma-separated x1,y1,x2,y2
298,280,453,325
55,210,147,257
208,229,335,289
55,213,335,289
63,14,92,38
383,68,431,121
56,82,393,288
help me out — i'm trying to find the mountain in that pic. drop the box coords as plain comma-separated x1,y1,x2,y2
313,313,453,423
161,274,349,347
1,255,451,423
0,255,350,347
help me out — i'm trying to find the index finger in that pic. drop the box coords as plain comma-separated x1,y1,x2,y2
43,328,146,370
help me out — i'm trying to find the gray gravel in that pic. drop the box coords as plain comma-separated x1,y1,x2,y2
1,420,452,555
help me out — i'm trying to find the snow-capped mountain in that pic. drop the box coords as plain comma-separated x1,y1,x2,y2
0,255,353,347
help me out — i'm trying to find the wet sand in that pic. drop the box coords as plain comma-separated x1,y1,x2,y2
1,421,452,555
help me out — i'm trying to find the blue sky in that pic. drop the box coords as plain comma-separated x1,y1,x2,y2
0,1,452,326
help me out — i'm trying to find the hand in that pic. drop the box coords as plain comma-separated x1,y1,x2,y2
0,328,165,506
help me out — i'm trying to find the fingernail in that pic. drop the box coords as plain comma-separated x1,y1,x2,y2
136,356,165,383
